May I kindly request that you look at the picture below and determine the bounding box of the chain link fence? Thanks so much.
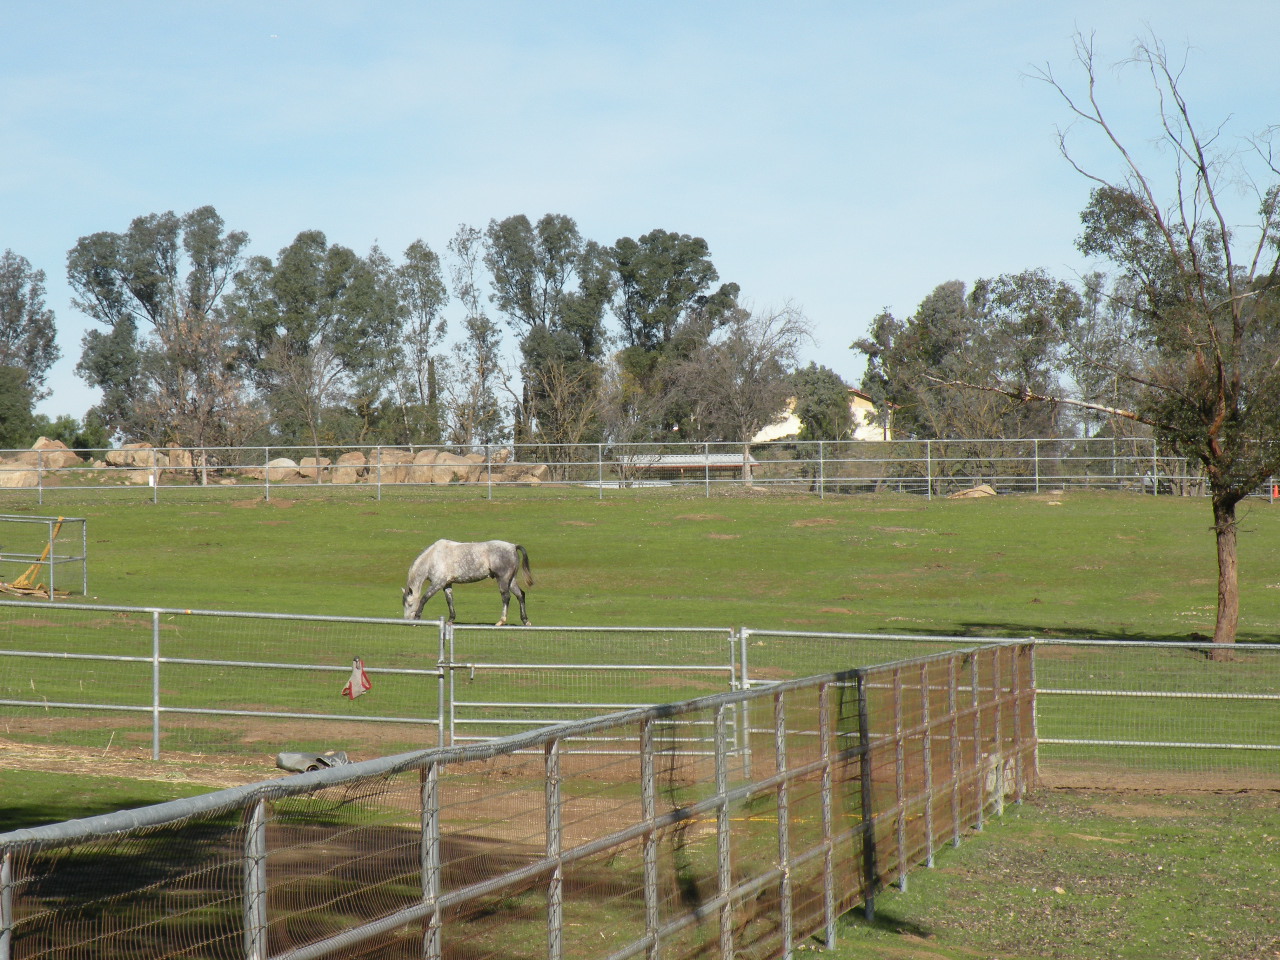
[0,643,1036,960]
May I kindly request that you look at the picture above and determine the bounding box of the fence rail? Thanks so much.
[0,438,1261,503]
[1,603,1277,786]
[0,643,1036,960]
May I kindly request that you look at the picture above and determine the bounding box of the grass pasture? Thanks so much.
[1,486,1279,958]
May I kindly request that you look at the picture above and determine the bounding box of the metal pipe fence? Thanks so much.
[1,603,1277,786]
[0,643,1036,960]
[0,438,1253,503]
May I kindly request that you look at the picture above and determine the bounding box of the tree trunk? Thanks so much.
[1211,492,1240,658]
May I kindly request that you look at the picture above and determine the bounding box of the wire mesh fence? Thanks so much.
[0,643,1036,960]
[0,437,1259,505]
[0,601,445,760]
[2,603,1277,788]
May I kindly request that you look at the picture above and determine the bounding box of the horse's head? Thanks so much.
[402,585,421,620]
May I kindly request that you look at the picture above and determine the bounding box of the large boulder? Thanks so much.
[266,457,301,482]
[332,451,368,484]
[947,483,997,499]
[298,456,331,480]
[0,467,39,488]
[495,462,549,484]
[406,448,440,484]
[369,447,415,484]
[105,443,166,469]
[165,445,194,472]
[431,451,483,484]
[14,437,84,469]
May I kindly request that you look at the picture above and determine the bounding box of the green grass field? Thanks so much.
[1,486,1277,958]
[6,485,1280,639]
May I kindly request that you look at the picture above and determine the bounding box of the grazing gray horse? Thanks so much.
[402,539,533,625]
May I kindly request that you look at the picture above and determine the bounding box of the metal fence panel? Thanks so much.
[0,644,1034,960]
[0,601,445,761]
[0,438,1253,504]
[446,625,740,746]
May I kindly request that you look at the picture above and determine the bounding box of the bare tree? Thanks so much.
[1017,33,1280,649]
[674,304,812,479]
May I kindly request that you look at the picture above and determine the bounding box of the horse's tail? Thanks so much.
[516,544,534,588]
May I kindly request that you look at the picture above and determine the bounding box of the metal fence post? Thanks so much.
[947,656,961,848]
[818,440,825,500]
[1,850,12,960]
[926,440,933,500]
[545,738,563,960]
[892,666,907,890]
[243,798,269,960]
[920,660,935,868]
[991,647,1004,817]
[738,628,753,780]
[715,704,734,960]
[151,610,162,761]
[855,670,877,922]
[421,762,442,960]
[818,681,837,949]
[773,689,794,958]
[641,717,660,960]
[971,653,983,832]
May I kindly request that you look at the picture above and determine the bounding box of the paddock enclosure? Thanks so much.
[1,600,1278,958]
[0,601,1276,786]
[0,639,1036,960]
[0,436,1268,503]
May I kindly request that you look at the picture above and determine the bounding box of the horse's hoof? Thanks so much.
[522,619,531,626]
[495,618,507,627]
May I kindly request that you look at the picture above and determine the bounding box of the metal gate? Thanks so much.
[444,624,745,754]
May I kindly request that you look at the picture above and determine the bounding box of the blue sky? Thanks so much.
[3,1,1276,420]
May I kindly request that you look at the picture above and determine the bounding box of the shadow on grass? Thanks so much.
[843,906,935,939]
[945,620,1280,645]
[0,796,174,832]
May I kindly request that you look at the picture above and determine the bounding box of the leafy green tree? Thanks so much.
[854,281,999,440]
[67,206,254,447]
[393,239,448,443]
[855,272,1081,442]
[1027,33,1280,647]
[226,231,406,445]
[610,230,739,439]
[0,250,60,400]
[791,363,852,441]
[444,225,506,447]
[0,366,35,448]
[483,214,613,449]
[29,411,110,451]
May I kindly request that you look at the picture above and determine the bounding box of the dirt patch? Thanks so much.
[791,517,838,527]
[559,520,596,526]
[673,514,729,522]
[819,607,854,615]
[707,533,740,540]
[0,738,275,790]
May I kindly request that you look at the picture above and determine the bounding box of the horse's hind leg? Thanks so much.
[443,585,458,624]
[512,581,530,626]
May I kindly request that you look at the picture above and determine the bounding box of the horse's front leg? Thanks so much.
[417,582,445,620]
[495,583,510,627]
